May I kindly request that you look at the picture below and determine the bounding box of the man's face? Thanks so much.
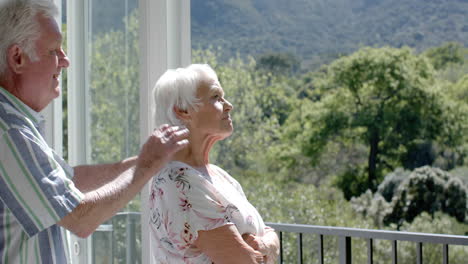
[19,14,69,112]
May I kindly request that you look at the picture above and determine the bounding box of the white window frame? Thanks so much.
[66,0,92,262]
[43,0,191,263]
[42,0,64,156]
[139,0,191,262]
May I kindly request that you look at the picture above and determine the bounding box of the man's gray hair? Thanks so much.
[153,64,219,127]
[0,0,58,75]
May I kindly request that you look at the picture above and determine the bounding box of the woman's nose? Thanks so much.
[224,99,233,111]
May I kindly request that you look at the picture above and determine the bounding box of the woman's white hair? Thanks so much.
[153,64,219,127]
[0,0,58,75]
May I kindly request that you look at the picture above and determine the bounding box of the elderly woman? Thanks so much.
[149,64,279,263]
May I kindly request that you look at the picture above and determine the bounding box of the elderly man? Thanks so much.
[0,0,189,263]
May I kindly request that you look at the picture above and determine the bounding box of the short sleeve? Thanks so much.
[149,165,233,255]
[211,165,247,198]
[0,128,84,237]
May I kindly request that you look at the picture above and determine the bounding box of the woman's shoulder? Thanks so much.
[208,164,229,175]
[209,164,242,186]
[156,161,195,180]
[153,161,211,188]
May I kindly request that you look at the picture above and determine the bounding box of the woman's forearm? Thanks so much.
[262,227,280,264]
[195,224,264,264]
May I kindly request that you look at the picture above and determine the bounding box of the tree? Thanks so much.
[299,47,449,192]
[452,74,468,102]
[424,42,464,70]
[386,166,467,226]
[89,10,140,164]
[351,166,467,227]
[255,52,301,76]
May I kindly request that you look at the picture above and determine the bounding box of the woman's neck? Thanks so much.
[172,132,219,167]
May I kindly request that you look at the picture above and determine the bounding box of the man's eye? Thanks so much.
[49,50,58,55]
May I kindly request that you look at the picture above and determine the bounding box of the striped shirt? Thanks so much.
[0,87,84,264]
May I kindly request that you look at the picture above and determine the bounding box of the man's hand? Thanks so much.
[137,124,189,175]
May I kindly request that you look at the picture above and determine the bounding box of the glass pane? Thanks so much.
[88,0,140,263]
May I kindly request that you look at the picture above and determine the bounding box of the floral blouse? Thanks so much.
[149,161,266,263]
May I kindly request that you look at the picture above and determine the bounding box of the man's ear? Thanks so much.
[7,44,26,74]
[173,106,191,122]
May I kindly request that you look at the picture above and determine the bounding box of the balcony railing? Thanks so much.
[92,213,468,264]
[266,222,468,264]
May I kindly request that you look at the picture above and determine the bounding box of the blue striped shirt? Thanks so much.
[0,87,84,264]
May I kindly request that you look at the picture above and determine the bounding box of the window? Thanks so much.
[62,0,142,263]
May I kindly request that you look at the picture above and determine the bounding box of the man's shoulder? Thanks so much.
[0,100,34,133]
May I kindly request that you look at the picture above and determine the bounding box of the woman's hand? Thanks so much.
[242,233,267,254]
[242,227,279,264]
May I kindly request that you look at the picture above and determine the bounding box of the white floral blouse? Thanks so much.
[149,161,266,263]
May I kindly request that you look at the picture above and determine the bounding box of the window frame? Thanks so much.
[139,1,191,262]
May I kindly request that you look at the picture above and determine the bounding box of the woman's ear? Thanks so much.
[7,44,26,74]
[174,106,191,122]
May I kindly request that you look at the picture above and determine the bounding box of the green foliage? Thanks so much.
[89,10,140,164]
[255,52,301,75]
[189,0,468,71]
[398,213,468,263]
[376,168,409,201]
[92,0,468,73]
[333,166,370,200]
[295,47,459,194]
[352,166,468,229]
[451,166,468,187]
[424,42,465,70]
[452,74,468,102]
[80,11,142,263]
[401,140,438,170]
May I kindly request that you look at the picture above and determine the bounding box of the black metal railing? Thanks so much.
[93,213,468,264]
[266,222,468,264]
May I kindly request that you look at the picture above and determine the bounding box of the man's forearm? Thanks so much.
[72,156,137,192]
[60,125,189,237]
[60,160,154,238]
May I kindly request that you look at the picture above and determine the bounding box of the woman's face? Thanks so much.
[187,77,233,140]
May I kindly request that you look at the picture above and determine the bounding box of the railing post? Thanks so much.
[279,231,283,264]
[126,214,137,264]
[443,244,449,264]
[297,233,303,264]
[318,234,324,264]
[416,243,423,264]
[392,240,398,264]
[367,239,373,264]
[339,236,352,264]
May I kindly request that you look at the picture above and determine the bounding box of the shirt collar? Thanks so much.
[0,86,44,126]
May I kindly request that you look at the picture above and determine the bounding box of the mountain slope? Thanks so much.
[191,0,468,69]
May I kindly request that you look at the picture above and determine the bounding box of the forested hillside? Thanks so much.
[88,0,468,70]
[192,0,468,69]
